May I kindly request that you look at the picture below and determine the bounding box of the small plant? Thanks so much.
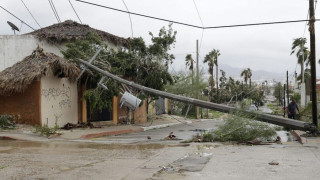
[0,115,15,130]
[34,124,57,137]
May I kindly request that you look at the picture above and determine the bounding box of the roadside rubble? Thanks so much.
[163,132,181,140]
[61,122,101,130]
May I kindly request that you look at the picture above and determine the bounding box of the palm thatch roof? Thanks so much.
[0,47,81,96]
[27,20,130,47]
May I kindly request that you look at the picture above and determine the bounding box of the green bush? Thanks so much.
[0,115,15,130]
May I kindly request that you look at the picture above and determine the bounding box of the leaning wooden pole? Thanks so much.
[309,0,318,128]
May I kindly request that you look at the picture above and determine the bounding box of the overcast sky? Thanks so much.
[1,0,320,81]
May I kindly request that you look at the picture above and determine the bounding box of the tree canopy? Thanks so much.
[61,25,177,112]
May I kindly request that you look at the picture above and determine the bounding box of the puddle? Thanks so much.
[0,140,166,154]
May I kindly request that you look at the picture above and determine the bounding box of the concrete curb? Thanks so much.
[81,120,193,139]
[0,135,18,140]
[81,128,143,139]
[141,121,192,131]
[292,130,307,144]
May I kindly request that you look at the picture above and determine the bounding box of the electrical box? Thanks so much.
[120,91,142,111]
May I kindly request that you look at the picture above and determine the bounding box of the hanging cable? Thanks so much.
[121,0,133,38]
[69,0,82,24]
[0,5,35,30]
[20,0,41,28]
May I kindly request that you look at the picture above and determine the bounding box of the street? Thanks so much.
[1,119,320,180]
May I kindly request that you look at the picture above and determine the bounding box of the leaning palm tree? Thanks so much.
[247,68,252,87]
[291,38,309,83]
[204,50,215,95]
[213,49,221,90]
[241,69,249,85]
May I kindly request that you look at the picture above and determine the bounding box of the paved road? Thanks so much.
[88,119,224,144]
[2,119,320,180]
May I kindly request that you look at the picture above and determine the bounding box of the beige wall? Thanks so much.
[41,76,78,127]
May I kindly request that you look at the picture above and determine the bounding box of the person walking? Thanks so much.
[287,99,300,119]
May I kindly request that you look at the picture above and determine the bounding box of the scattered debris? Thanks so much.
[168,144,190,147]
[275,136,282,144]
[61,122,101,130]
[163,132,181,140]
[193,134,203,142]
[190,129,206,132]
[268,161,279,165]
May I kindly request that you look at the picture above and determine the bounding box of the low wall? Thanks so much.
[0,81,41,125]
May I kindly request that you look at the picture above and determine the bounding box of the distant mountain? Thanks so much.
[211,64,285,81]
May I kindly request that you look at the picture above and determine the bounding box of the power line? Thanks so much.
[192,0,205,57]
[0,5,36,30]
[50,0,61,22]
[48,0,61,23]
[75,0,320,29]
[20,0,41,28]
[48,0,59,22]
[75,0,202,29]
[0,5,66,52]
[192,0,204,27]
[121,0,133,38]
[69,0,82,24]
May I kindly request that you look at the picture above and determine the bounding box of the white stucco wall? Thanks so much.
[0,35,64,71]
[0,35,119,71]
[41,76,78,128]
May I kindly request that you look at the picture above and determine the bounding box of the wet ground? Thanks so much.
[82,119,224,144]
[1,119,320,180]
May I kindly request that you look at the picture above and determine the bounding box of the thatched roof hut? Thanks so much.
[27,20,129,47]
[0,47,81,95]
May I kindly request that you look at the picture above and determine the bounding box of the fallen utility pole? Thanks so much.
[77,58,316,131]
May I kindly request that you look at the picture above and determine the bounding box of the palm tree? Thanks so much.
[291,38,309,83]
[185,54,194,71]
[241,69,249,85]
[204,50,215,94]
[185,54,194,85]
[247,68,252,87]
[213,49,221,90]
